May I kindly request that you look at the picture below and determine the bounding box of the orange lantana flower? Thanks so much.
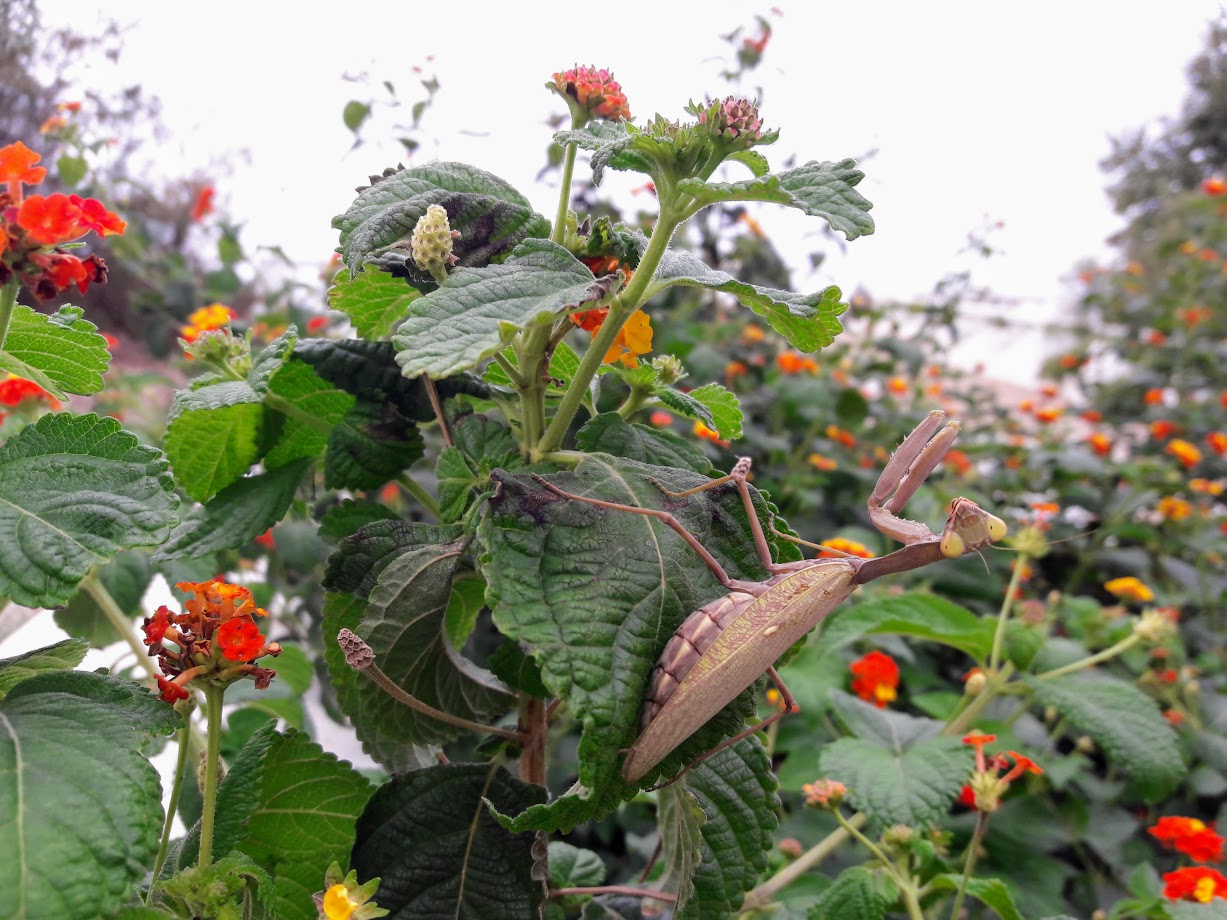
[0,140,47,197]
[1150,816,1225,862]
[776,351,818,374]
[1157,496,1193,522]
[1167,439,1202,469]
[1104,576,1155,603]
[849,650,898,708]
[1207,432,1227,456]
[818,537,874,559]
[180,303,233,343]
[1164,867,1227,903]
[1088,433,1112,457]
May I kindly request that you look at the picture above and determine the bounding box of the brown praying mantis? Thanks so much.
[532,410,1007,783]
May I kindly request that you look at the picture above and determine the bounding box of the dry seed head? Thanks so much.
[338,628,375,670]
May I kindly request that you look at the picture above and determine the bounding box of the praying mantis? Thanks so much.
[531,410,1008,783]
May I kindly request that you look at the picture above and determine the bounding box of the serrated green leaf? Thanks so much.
[325,520,463,598]
[548,841,607,889]
[575,414,712,474]
[0,672,180,920]
[186,723,373,920]
[807,867,890,920]
[55,550,153,646]
[394,240,619,378]
[437,447,479,523]
[0,638,88,698]
[318,498,399,542]
[686,383,742,440]
[153,458,312,562]
[677,159,874,240]
[1027,673,1185,801]
[0,304,111,398]
[333,161,549,275]
[674,739,779,919]
[819,690,970,827]
[645,246,848,351]
[327,267,421,340]
[929,874,1025,920]
[656,387,715,428]
[445,571,487,649]
[727,149,770,177]
[480,458,800,831]
[554,121,653,186]
[0,413,178,607]
[325,397,424,491]
[350,764,546,918]
[818,593,995,662]
[263,358,355,469]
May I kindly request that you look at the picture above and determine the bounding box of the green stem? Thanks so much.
[988,553,1028,672]
[1035,633,1141,681]
[942,664,1013,739]
[147,714,193,902]
[948,813,988,920]
[198,686,224,868]
[82,573,158,679]
[493,350,528,388]
[0,279,18,350]
[741,813,866,910]
[834,808,906,883]
[616,385,653,420]
[535,212,681,459]
[395,472,441,519]
[551,143,578,245]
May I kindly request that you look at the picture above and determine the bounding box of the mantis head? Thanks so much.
[939,497,1008,559]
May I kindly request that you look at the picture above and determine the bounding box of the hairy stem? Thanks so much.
[552,886,676,904]
[518,695,547,786]
[394,472,441,519]
[948,813,988,920]
[198,686,224,868]
[147,714,193,902]
[82,573,158,680]
[1035,632,1140,681]
[0,279,18,350]
[551,143,579,246]
[988,553,1028,672]
[741,813,865,910]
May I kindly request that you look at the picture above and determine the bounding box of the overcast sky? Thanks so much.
[35,1,1225,382]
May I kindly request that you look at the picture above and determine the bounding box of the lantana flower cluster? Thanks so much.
[849,649,899,708]
[548,66,631,125]
[142,578,281,703]
[959,731,1043,812]
[0,141,125,302]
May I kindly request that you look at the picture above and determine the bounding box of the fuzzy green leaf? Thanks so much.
[328,267,421,340]
[0,638,88,699]
[394,240,619,378]
[0,304,111,399]
[647,246,848,351]
[819,690,970,827]
[333,161,549,275]
[324,520,463,598]
[351,764,546,918]
[55,550,153,646]
[480,458,799,831]
[818,593,996,662]
[553,121,653,185]
[153,458,311,562]
[677,159,875,240]
[929,875,1025,920]
[0,413,178,607]
[324,397,424,490]
[263,358,354,469]
[548,841,606,889]
[1027,673,1185,801]
[685,383,743,441]
[318,498,399,542]
[807,867,890,920]
[575,414,712,474]
[0,671,180,920]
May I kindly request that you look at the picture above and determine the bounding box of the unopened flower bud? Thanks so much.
[549,66,631,125]
[882,824,914,849]
[338,629,375,670]
[1134,609,1177,644]
[802,778,847,809]
[1044,706,1058,723]
[1075,736,1095,754]
[651,354,685,385]
[777,837,804,859]
[411,205,460,284]
[964,669,988,697]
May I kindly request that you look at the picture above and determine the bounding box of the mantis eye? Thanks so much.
[986,513,1008,543]
[939,529,965,558]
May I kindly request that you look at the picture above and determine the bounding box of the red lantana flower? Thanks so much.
[1150,816,1225,863]
[0,141,47,195]
[17,193,124,245]
[849,650,899,707]
[156,676,190,703]
[216,617,266,662]
[0,374,59,409]
[142,606,175,648]
[1164,866,1227,903]
[191,185,215,222]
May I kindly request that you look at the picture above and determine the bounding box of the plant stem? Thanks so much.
[0,279,18,350]
[395,472,441,519]
[948,813,988,920]
[82,573,158,680]
[1035,632,1140,681]
[147,713,193,902]
[551,143,579,245]
[988,553,1028,672]
[535,213,680,459]
[741,812,866,910]
[493,350,528,388]
[552,886,675,904]
[943,664,1012,738]
[197,685,224,868]
[833,808,918,909]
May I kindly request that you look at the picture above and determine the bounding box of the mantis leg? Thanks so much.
[867,410,960,545]
[648,666,797,790]
[532,475,744,589]
[655,457,782,573]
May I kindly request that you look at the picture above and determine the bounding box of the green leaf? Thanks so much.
[0,305,111,399]
[548,841,606,889]
[646,246,848,351]
[445,571,487,649]
[55,153,88,187]
[1027,673,1185,801]
[0,671,180,920]
[193,723,373,920]
[553,121,654,185]
[673,739,778,919]
[0,413,178,607]
[818,593,996,662]
[343,99,371,132]
[333,161,549,274]
[56,550,153,646]
[677,159,875,240]
[325,397,424,491]
[153,458,312,562]
[480,458,799,831]
[686,383,743,441]
[318,498,399,542]
[164,330,296,502]
[0,638,88,698]
[394,240,619,378]
[351,764,546,918]
[263,358,354,470]
[807,867,890,920]
[818,690,970,827]
[324,523,513,767]
[575,414,712,474]
[328,267,421,340]
[159,852,275,920]
[1168,902,1227,919]
[727,149,770,177]
[929,875,1025,920]
[437,446,480,522]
